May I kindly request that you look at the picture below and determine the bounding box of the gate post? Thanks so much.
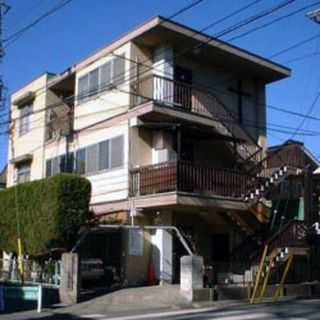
[180,255,204,302]
[59,253,80,305]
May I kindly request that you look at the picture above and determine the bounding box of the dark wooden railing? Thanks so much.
[131,74,262,164]
[130,160,254,198]
[267,220,308,252]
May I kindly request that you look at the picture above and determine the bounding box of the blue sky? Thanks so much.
[1,0,320,171]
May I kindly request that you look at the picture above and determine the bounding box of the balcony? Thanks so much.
[132,74,235,122]
[130,161,254,199]
[131,74,262,164]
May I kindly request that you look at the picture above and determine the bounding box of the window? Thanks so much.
[17,163,31,183]
[77,55,126,103]
[99,140,109,170]
[46,159,52,177]
[73,136,124,175]
[19,104,32,136]
[78,75,89,100]
[76,149,86,174]
[89,68,99,95]
[100,62,112,89]
[110,136,124,168]
[113,55,125,85]
[46,153,74,177]
[86,144,98,173]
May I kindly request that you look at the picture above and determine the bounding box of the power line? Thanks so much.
[4,0,73,48]
[213,0,296,39]
[267,104,320,121]
[7,0,296,118]
[196,0,264,33]
[167,0,207,19]
[284,51,320,64]
[4,0,210,105]
[227,1,320,43]
[108,0,295,95]
[2,85,320,139]
[3,1,307,143]
[269,33,320,59]
[290,90,320,139]
[4,0,275,128]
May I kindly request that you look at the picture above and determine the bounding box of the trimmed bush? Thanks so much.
[0,173,92,256]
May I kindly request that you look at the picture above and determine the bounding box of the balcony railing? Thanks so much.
[130,161,254,198]
[132,74,235,121]
[267,220,309,252]
[131,74,262,164]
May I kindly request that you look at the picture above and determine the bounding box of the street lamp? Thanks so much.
[306,8,320,24]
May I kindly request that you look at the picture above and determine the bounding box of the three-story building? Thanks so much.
[7,16,291,285]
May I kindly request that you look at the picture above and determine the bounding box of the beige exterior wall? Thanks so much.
[7,73,53,187]
[7,38,269,204]
[74,43,132,131]
[177,56,267,149]
[75,121,130,204]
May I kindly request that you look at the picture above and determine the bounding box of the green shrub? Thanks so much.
[0,173,92,256]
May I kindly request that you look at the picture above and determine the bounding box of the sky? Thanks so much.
[1,0,320,171]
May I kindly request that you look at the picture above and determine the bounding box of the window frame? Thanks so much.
[19,104,32,136]
[76,54,126,104]
[110,135,124,169]
[16,162,31,184]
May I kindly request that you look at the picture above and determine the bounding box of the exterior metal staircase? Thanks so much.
[133,74,264,169]
[249,220,309,303]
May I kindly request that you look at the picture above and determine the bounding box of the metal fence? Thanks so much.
[0,257,62,288]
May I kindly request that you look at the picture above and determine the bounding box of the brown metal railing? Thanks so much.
[130,160,253,198]
[131,74,263,164]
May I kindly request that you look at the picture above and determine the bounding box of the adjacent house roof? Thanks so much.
[268,140,320,171]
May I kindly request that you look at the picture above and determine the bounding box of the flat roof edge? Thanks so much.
[157,16,291,79]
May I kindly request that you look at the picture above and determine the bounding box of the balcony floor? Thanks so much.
[130,101,243,143]
[132,190,249,211]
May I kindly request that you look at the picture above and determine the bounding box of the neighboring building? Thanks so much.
[9,16,312,287]
[0,166,6,190]
[267,139,320,174]
[267,140,320,223]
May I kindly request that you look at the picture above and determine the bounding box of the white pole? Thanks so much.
[37,285,42,313]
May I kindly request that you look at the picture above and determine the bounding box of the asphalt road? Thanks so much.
[1,298,320,320]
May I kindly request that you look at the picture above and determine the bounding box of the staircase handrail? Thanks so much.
[266,219,308,252]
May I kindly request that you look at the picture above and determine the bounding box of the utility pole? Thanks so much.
[306,8,320,24]
[304,10,320,282]
[1,1,24,277]
[0,0,10,112]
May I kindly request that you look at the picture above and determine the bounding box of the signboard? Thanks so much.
[0,285,42,313]
[128,229,143,256]
[0,285,4,312]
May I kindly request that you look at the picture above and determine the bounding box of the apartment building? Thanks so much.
[8,16,302,286]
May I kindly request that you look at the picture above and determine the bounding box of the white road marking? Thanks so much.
[90,308,273,320]
[89,307,223,320]
[82,314,105,319]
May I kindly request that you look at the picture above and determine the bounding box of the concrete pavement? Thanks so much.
[1,298,320,320]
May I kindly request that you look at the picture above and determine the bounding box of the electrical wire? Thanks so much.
[270,33,320,59]
[4,0,74,48]
[227,1,320,43]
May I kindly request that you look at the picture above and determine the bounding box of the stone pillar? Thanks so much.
[180,255,204,302]
[59,253,80,305]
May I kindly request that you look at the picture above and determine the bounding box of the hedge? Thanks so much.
[0,173,92,256]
